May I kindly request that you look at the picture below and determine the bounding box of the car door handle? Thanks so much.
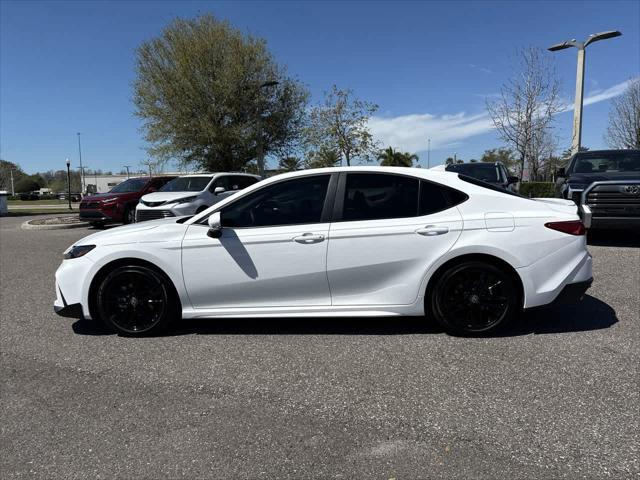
[416,225,449,236]
[293,233,325,244]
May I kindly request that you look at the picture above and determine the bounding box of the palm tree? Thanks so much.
[306,147,341,168]
[279,156,303,172]
[378,147,418,167]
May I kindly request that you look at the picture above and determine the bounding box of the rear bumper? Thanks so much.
[549,278,593,306]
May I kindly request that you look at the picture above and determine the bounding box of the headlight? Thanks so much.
[101,197,118,205]
[175,196,197,204]
[63,245,96,260]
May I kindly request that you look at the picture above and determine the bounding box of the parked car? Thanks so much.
[58,192,82,202]
[555,149,640,230]
[445,162,519,191]
[136,173,260,222]
[19,191,41,200]
[79,176,176,227]
[55,167,592,337]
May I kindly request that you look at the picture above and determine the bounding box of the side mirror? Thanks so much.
[507,176,519,185]
[207,211,223,239]
[214,186,226,195]
[556,167,566,177]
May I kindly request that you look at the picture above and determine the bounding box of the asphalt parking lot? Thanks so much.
[1,215,638,479]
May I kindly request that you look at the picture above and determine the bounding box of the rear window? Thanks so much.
[446,163,500,182]
[458,174,528,198]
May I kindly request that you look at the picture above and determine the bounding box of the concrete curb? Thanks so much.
[21,217,90,230]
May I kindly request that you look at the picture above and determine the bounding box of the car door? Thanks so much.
[327,172,465,306]
[181,174,336,309]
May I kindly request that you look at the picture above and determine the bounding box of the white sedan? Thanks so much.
[54,167,593,336]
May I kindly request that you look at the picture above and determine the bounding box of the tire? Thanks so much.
[123,207,135,224]
[95,265,177,336]
[429,260,518,335]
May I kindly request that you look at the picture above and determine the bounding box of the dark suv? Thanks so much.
[445,162,519,192]
[79,176,176,227]
[555,150,640,230]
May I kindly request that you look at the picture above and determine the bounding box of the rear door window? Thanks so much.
[342,173,419,221]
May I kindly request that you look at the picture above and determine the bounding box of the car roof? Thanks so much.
[575,149,640,156]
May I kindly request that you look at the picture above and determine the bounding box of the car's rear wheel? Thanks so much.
[96,265,176,336]
[429,261,518,335]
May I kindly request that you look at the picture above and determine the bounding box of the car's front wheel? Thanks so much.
[429,260,518,335]
[123,207,135,224]
[96,265,177,336]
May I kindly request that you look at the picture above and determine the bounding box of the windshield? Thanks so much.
[446,163,500,182]
[160,176,212,192]
[109,178,148,193]
[570,151,640,174]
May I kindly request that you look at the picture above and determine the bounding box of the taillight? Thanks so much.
[544,220,586,236]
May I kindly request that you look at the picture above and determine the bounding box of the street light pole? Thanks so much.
[10,168,15,196]
[548,30,621,155]
[124,165,131,179]
[427,138,431,168]
[65,158,72,210]
[77,132,85,193]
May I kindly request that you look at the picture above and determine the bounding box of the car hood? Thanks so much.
[77,217,181,246]
[568,172,640,184]
[141,191,201,203]
[81,192,125,202]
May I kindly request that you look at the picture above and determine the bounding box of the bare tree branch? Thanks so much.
[605,78,640,149]
[487,47,562,179]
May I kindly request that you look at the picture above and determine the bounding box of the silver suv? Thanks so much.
[136,173,261,222]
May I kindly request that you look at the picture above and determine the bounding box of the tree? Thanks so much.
[605,78,640,149]
[480,148,517,171]
[278,156,303,172]
[133,14,309,172]
[15,175,45,193]
[305,86,379,166]
[0,160,26,193]
[305,146,341,169]
[486,47,562,179]
[377,147,418,167]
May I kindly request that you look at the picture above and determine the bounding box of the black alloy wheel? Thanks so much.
[96,266,174,335]
[431,261,517,335]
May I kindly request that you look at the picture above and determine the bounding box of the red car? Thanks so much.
[79,176,176,227]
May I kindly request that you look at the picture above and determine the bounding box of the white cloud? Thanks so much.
[370,78,636,153]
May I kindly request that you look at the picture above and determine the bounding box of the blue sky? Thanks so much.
[1,0,639,174]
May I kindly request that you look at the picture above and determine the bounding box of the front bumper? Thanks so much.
[136,202,197,222]
[54,256,95,320]
[79,209,114,222]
